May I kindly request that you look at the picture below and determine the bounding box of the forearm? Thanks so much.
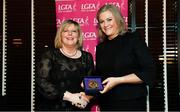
[117,73,143,85]
[100,73,144,94]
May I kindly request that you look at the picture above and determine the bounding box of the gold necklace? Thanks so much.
[60,48,78,57]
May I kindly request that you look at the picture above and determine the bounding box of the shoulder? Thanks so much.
[96,40,107,50]
[41,47,58,58]
[127,31,148,49]
[81,50,93,57]
[81,50,94,62]
[124,31,145,43]
[122,31,140,39]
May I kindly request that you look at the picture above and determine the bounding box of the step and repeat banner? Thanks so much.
[55,0,128,61]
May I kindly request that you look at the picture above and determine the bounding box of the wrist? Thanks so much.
[80,92,91,102]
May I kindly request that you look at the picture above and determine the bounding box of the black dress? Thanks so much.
[96,31,156,111]
[35,48,94,111]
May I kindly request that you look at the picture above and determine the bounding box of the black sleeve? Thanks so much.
[132,32,156,87]
[36,49,65,100]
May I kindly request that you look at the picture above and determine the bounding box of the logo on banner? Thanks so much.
[56,18,66,26]
[105,2,125,12]
[93,18,98,26]
[71,17,89,26]
[57,3,76,12]
[80,2,100,12]
[56,17,89,26]
[83,32,97,39]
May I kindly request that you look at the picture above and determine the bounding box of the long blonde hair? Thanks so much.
[54,20,83,49]
[96,4,127,41]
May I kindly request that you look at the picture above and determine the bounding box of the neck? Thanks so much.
[108,32,119,40]
[60,47,78,58]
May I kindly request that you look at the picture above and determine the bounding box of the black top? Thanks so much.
[96,31,156,101]
[36,48,94,111]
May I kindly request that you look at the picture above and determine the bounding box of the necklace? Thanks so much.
[60,48,78,57]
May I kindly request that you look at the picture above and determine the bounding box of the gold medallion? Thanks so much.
[88,80,98,89]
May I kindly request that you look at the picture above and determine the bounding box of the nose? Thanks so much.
[104,21,109,27]
[68,30,72,35]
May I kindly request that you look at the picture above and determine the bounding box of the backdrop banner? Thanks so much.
[55,0,128,62]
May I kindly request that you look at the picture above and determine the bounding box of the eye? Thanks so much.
[99,20,104,24]
[63,30,68,32]
[107,18,112,22]
[72,30,77,33]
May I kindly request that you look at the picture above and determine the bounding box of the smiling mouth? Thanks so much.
[104,27,112,31]
[105,28,112,32]
[66,37,74,40]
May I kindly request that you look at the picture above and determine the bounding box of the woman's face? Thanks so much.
[99,10,119,40]
[61,24,79,48]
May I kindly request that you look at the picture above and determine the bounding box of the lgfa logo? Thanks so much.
[58,3,76,12]
[70,17,89,26]
[56,18,66,26]
[83,32,97,39]
[105,2,121,9]
[81,2,100,12]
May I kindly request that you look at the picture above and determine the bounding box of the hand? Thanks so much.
[100,77,120,94]
[63,91,89,109]
[80,92,93,101]
[71,93,89,109]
